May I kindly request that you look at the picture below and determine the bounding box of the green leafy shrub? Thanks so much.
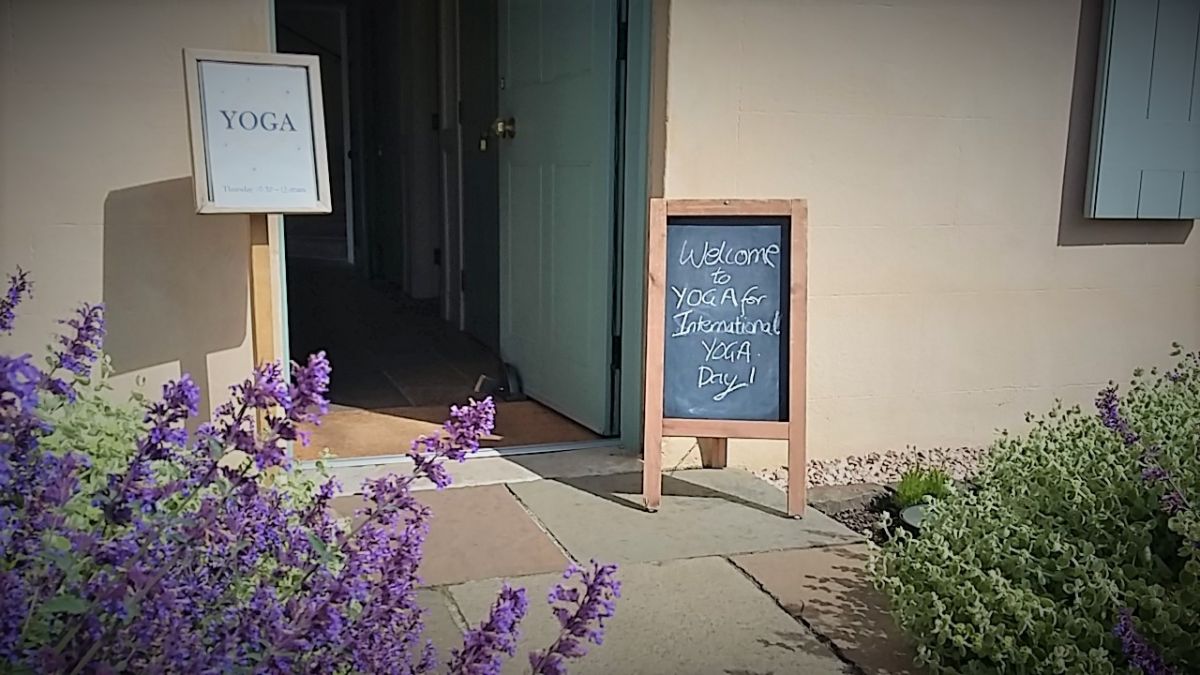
[869,348,1200,674]
[893,466,952,509]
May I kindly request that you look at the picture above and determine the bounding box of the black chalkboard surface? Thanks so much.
[662,217,789,421]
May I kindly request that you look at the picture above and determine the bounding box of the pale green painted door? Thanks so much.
[497,0,618,435]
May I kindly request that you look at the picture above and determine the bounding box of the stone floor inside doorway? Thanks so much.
[331,467,920,674]
[285,258,600,460]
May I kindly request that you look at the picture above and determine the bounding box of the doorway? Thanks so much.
[276,0,636,462]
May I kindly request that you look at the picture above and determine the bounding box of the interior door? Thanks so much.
[438,0,463,326]
[497,0,619,434]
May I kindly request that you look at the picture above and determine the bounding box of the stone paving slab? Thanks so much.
[507,469,861,564]
[416,588,467,660]
[732,545,920,675]
[333,484,569,586]
[449,557,853,675]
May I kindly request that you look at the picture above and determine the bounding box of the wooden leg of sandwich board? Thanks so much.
[643,198,668,512]
[787,198,809,517]
[642,420,663,512]
[698,437,728,468]
[787,426,806,517]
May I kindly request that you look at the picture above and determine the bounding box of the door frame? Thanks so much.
[274,0,655,463]
[616,0,653,455]
[438,0,465,329]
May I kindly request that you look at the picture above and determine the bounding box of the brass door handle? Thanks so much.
[492,117,516,139]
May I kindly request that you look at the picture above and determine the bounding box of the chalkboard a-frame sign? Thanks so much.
[642,199,808,517]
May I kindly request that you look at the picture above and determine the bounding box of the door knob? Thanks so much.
[492,117,516,139]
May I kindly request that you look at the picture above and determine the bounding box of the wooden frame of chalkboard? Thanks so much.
[642,199,808,517]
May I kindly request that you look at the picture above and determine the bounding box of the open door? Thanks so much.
[496,0,619,435]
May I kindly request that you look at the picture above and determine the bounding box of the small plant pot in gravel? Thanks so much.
[899,503,928,533]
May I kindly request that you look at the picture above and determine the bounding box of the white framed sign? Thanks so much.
[183,48,332,214]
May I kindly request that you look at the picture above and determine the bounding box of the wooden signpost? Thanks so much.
[642,199,808,516]
[182,48,331,367]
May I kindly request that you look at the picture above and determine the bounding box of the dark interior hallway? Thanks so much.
[288,259,498,409]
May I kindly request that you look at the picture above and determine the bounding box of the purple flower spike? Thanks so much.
[1161,491,1187,515]
[1,354,44,414]
[1113,609,1175,675]
[245,361,290,411]
[1133,447,1192,517]
[52,303,105,377]
[163,374,201,417]
[405,398,497,490]
[136,375,200,461]
[442,397,498,462]
[529,560,621,675]
[1095,385,1138,446]
[290,350,331,426]
[1141,466,1169,483]
[449,585,529,675]
[0,268,32,334]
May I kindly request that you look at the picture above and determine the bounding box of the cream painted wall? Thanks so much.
[0,0,272,419]
[660,0,1200,464]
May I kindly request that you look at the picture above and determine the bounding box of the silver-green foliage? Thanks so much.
[36,356,146,529]
[870,350,1200,674]
[35,356,334,533]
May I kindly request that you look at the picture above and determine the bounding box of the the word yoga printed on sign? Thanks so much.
[643,199,808,517]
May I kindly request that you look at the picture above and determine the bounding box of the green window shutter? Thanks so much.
[1086,0,1200,219]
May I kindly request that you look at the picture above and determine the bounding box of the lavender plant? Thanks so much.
[870,348,1199,674]
[0,270,619,674]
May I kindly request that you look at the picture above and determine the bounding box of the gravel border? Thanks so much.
[755,445,990,489]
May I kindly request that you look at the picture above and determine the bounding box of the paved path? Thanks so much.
[334,468,919,674]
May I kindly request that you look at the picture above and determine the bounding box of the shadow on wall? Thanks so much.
[1057,0,1192,246]
[102,177,249,421]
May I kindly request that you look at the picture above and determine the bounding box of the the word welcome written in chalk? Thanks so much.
[663,222,787,421]
[678,240,782,268]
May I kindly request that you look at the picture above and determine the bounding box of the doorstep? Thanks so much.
[303,444,641,496]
